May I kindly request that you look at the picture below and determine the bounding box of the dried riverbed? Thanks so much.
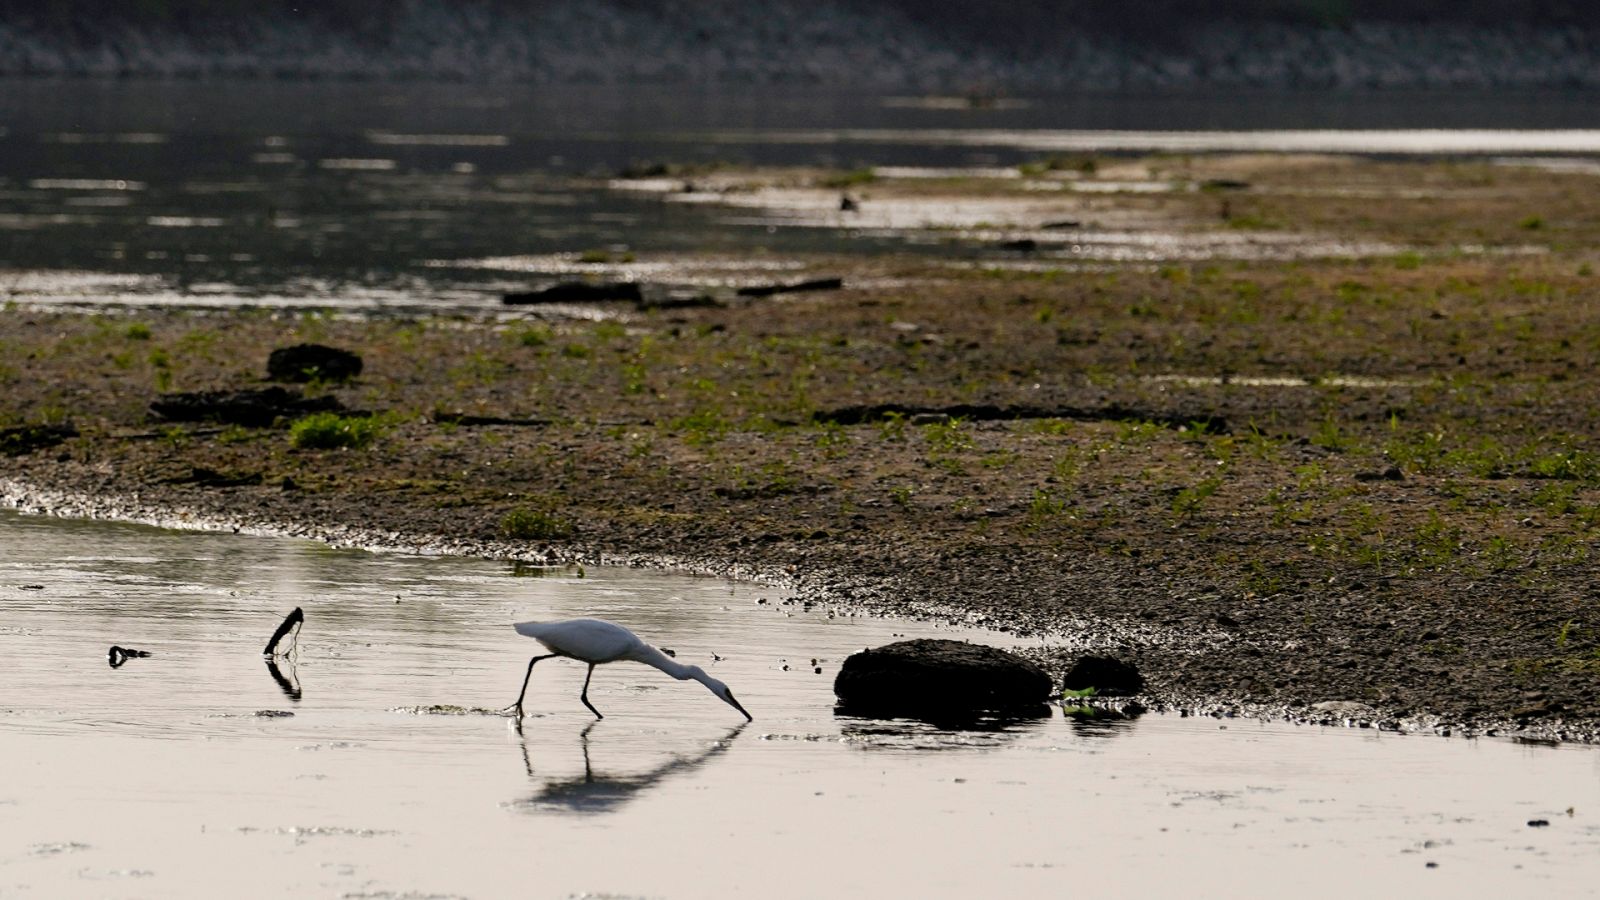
[6,152,1600,740]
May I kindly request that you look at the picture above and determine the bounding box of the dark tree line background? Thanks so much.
[6,0,1599,41]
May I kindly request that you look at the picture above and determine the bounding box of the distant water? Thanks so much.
[2,81,1597,313]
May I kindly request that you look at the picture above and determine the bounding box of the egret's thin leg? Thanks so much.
[579,663,603,719]
[512,653,558,716]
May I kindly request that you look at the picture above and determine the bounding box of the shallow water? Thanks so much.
[1,509,1598,898]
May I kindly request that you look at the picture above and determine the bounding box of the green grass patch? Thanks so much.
[500,504,576,540]
[289,412,388,450]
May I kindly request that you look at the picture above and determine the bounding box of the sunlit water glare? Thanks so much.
[1,509,1598,898]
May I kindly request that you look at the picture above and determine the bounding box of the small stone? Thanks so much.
[267,344,363,383]
[1061,656,1145,697]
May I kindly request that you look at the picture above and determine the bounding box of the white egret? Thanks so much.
[509,617,752,721]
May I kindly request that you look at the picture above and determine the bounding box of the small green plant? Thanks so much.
[125,322,152,340]
[922,417,972,453]
[821,167,876,188]
[289,412,387,450]
[147,347,172,389]
[1556,619,1578,649]
[500,504,575,540]
[1025,488,1074,530]
[889,485,914,508]
[1392,251,1423,270]
[516,326,552,347]
[1518,214,1544,230]
[673,408,730,445]
[1062,686,1098,700]
[621,362,648,395]
[217,425,255,444]
[1171,474,1224,519]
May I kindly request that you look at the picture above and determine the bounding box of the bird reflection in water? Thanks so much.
[264,657,302,701]
[512,720,747,815]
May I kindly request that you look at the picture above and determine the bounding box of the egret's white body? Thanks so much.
[510,617,752,721]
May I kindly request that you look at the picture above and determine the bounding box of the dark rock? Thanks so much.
[0,423,77,457]
[149,387,343,428]
[503,281,643,305]
[1041,219,1081,229]
[833,638,1052,719]
[1061,655,1146,697]
[839,194,860,212]
[812,402,1227,434]
[736,277,844,298]
[266,344,363,383]
[1202,178,1251,191]
[998,238,1038,252]
[1355,466,1405,482]
[618,162,671,178]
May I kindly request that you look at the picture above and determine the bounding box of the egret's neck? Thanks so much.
[633,644,696,681]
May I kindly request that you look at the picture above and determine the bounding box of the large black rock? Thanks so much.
[149,387,344,427]
[267,344,363,383]
[834,638,1052,720]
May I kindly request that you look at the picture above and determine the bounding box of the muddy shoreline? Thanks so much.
[7,154,1600,742]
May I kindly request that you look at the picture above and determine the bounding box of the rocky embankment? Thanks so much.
[0,2,1595,90]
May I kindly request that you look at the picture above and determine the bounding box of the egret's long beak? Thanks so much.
[725,691,753,722]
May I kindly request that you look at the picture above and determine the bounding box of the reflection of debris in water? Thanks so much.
[265,657,302,701]
[834,713,1049,751]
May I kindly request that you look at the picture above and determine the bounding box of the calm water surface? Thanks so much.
[0,508,1598,898]
[2,82,1598,312]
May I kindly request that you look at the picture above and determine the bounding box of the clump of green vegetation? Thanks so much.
[1171,473,1224,519]
[922,417,972,453]
[515,325,552,347]
[1519,215,1545,230]
[673,407,730,445]
[147,347,172,391]
[500,504,576,541]
[289,412,387,450]
[821,167,876,188]
[1026,488,1072,526]
[124,322,152,340]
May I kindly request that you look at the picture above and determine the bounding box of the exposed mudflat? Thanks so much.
[7,132,1600,741]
